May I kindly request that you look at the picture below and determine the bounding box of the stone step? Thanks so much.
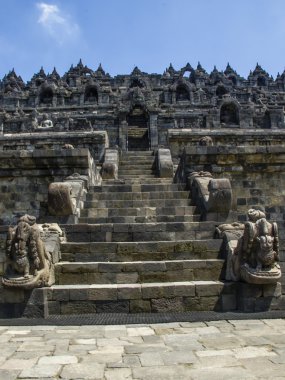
[83,198,191,209]
[55,259,225,285]
[118,169,156,175]
[119,163,155,169]
[60,239,222,262]
[118,175,158,180]
[81,205,196,218]
[102,178,174,185]
[123,151,154,156]
[86,191,190,201]
[46,280,236,314]
[78,215,200,224]
[119,160,155,166]
[63,221,214,242]
[64,231,214,243]
[90,183,185,193]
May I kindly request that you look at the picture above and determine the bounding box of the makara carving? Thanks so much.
[226,209,281,284]
[2,215,52,289]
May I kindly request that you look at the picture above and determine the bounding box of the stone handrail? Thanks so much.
[101,148,119,180]
[156,148,174,178]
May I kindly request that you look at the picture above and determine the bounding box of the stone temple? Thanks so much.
[0,61,284,317]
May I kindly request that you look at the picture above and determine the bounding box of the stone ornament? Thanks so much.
[3,215,52,289]
[189,171,232,220]
[229,209,281,284]
[48,183,74,216]
[198,136,213,146]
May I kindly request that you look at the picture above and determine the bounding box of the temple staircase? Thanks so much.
[48,151,235,315]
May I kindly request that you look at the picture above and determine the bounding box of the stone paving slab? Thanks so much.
[0,319,284,379]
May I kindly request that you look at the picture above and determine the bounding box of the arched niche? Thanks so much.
[176,85,190,102]
[257,76,266,87]
[84,86,98,103]
[36,79,43,87]
[216,85,228,98]
[126,106,149,150]
[263,111,271,129]
[39,87,53,105]
[228,76,237,86]
[126,106,148,127]
[220,102,239,125]
[130,78,144,88]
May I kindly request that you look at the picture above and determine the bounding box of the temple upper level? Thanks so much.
[1,61,285,150]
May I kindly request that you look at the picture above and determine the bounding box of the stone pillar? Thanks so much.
[119,120,127,151]
[270,109,285,129]
[240,108,254,129]
[149,113,158,149]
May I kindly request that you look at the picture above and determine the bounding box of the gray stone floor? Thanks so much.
[0,319,284,379]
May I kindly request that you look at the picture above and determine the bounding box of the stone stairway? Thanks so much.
[47,151,235,315]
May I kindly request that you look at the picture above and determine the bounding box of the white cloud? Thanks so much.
[36,2,80,44]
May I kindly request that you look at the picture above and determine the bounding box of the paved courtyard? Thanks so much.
[0,319,284,379]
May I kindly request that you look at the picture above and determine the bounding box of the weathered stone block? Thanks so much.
[195,281,223,297]
[69,288,88,301]
[52,288,70,301]
[95,300,129,313]
[199,296,221,311]
[151,297,184,312]
[141,284,165,299]
[220,294,237,311]
[130,299,151,313]
[88,285,118,301]
[48,182,74,216]
[263,282,282,297]
[238,283,263,298]
[117,284,142,300]
[47,300,60,315]
[60,301,97,315]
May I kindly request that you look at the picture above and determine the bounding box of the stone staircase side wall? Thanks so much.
[0,148,98,225]
[168,129,285,158]
[177,145,285,294]
[156,148,174,178]
[0,130,108,162]
[101,148,119,180]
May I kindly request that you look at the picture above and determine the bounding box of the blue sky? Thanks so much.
[0,0,285,81]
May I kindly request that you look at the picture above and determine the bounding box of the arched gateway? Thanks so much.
[126,106,150,150]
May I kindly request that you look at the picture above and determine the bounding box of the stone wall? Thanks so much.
[0,148,99,225]
[176,144,285,293]
[168,129,285,159]
[0,147,101,313]
[0,130,108,162]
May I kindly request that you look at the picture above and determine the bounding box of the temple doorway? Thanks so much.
[126,106,149,150]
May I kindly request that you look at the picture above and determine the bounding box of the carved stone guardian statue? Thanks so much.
[2,215,52,289]
[231,209,281,284]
